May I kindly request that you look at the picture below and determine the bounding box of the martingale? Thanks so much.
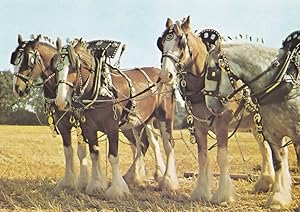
[87,39,121,59]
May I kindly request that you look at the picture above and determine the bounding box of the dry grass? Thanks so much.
[0,125,299,211]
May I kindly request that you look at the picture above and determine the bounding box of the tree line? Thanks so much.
[0,70,187,128]
[0,70,46,125]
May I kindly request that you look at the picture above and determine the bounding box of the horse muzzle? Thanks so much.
[55,98,70,111]
[14,84,29,98]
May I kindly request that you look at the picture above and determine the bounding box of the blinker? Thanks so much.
[10,51,22,65]
[157,37,163,52]
[207,67,221,81]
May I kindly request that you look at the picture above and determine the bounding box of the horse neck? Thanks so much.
[185,32,208,77]
[36,42,56,69]
[223,43,279,93]
[36,43,57,98]
[182,32,207,92]
[74,49,96,99]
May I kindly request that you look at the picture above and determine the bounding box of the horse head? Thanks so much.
[53,38,94,111]
[11,34,57,97]
[157,16,208,86]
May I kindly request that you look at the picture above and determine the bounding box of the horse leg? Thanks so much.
[158,120,179,191]
[190,121,212,201]
[76,142,89,192]
[84,130,108,195]
[55,130,77,190]
[145,122,166,182]
[123,128,146,186]
[265,137,292,209]
[211,115,235,204]
[105,125,130,199]
[251,128,274,192]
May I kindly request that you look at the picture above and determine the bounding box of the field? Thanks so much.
[0,125,299,211]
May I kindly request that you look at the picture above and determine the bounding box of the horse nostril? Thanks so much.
[18,90,24,97]
[168,73,173,80]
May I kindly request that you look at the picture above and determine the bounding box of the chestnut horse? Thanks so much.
[53,39,177,199]
[157,17,278,204]
[204,30,300,209]
[11,35,168,195]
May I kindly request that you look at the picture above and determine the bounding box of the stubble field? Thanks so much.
[0,125,299,211]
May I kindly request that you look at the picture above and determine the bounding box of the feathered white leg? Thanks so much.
[77,143,89,191]
[105,155,131,199]
[211,147,235,204]
[265,145,291,209]
[85,147,108,194]
[56,146,77,190]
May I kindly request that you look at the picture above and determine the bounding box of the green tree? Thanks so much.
[0,70,46,125]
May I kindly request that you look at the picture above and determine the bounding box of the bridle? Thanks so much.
[159,27,197,90]
[12,43,50,88]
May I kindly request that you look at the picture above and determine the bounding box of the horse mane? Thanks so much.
[221,34,265,45]
[30,34,56,47]
[74,39,92,56]
[72,39,94,69]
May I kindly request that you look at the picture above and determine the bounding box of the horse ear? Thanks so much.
[74,38,83,51]
[18,34,23,45]
[181,16,191,32]
[166,18,173,29]
[32,34,41,47]
[174,24,180,35]
[56,37,62,51]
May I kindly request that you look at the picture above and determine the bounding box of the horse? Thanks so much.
[204,30,300,209]
[11,34,92,192]
[157,16,279,204]
[11,35,168,195]
[52,38,178,199]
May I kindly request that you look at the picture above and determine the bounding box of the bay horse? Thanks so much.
[11,34,92,192]
[157,16,278,204]
[52,39,177,199]
[11,35,168,195]
[204,30,300,209]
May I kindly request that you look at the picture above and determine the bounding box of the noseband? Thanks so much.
[161,51,184,71]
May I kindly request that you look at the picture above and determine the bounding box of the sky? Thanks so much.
[0,0,299,71]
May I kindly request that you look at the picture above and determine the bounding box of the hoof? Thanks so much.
[265,191,291,209]
[85,178,108,195]
[158,175,179,191]
[55,175,77,191]
[252,175,274,193]
[104,184,131,200]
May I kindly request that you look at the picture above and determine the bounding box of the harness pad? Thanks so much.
[87,40,121,59]
[198,29,221,51]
